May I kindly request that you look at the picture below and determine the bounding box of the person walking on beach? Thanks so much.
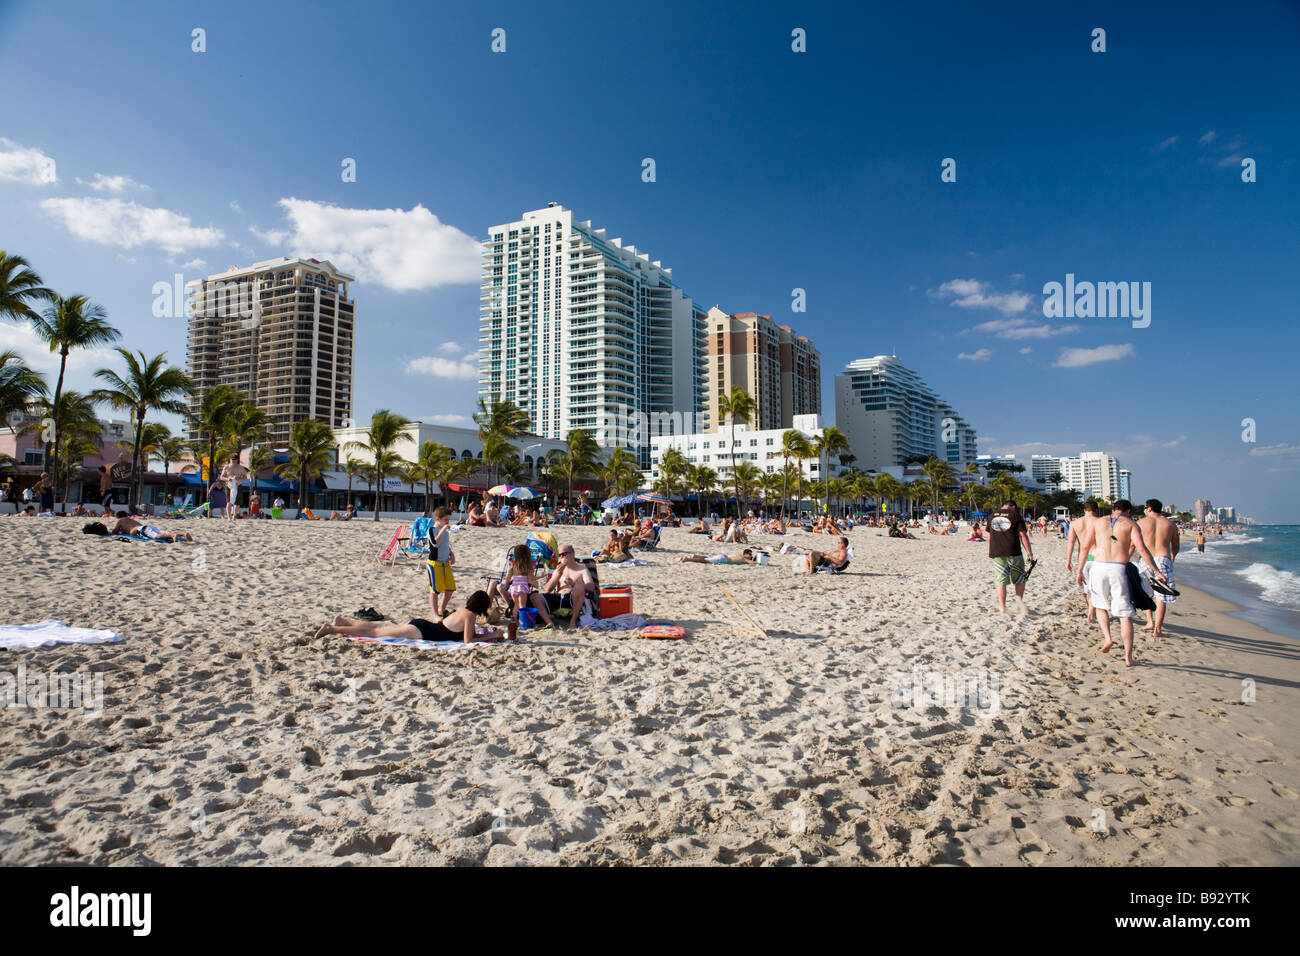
[1068,499,1104,623]
[98,465,115,512]
[219,455,250,519]
[426,507,456,618]
[1196,530,1206,554]
[1075,500,1168,667]
[1137,498,1179,640]
[37,473,54,513]
[988,500,1033,614]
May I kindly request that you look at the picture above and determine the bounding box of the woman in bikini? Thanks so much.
[313,590,510,644]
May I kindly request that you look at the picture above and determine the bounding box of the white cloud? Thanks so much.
[404,355,478,380]
[1249,442,1300,458]
[266,198,481,292]
[0,321,118,386]
[970,317,1080,339]
[1152,135,1180,152]
[1216,154,1244,168]
[929,278,1033,317]
[438,341,463,354]
[249,225,288,245]
[229,200,243,213]
[1009,273,1025,282]
[181,257,207,270]
[75,173,149,193]
[957,349,991,361]
[1018,347,1032,355]
[39,197,225,254]
[427,413,474,427]
[0,137,57,185]
[115,254,137,265]
[1198,130,1216,145]
[1053,343,1135,368]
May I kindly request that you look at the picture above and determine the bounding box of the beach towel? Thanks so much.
[600,558,648,568]
[0,620,123,650]
[578,612,647,630]
[346,635,515,651]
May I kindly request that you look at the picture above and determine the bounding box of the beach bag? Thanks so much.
[82,522,108,535]
[1125,563,1157,612]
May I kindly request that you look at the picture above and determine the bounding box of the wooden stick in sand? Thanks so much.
[718,585,767,638]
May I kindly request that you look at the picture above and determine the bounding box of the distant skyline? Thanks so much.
[1,1,1297,520]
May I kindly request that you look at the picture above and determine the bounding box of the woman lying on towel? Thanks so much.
[314,590,509,644]
[675,549,756,565]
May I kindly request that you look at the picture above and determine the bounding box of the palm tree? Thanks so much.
[224,402,274,463]
[411,440,454,515]
[190,385,242,497]
[92,350,191,510]
[658,447,689,504]
[689,464,719,517]
[851,472,877,516]
[0,252,54,324]
[717,386,757,516]
[342,455,367,509]
[153,434,189,505]
[989,471,1023,505]
[551,428,601,507]
[780,430,815,520]
[345,409,412,521]
[813,426,850,514]
[923,456,957,517]
[276,419,335,509]
[29,295,120,495]
[600,447,641,498]
[246,446,274,502]
[732,461,762,514]
[473,398,531,486]
[21,391,99,502]
[480,431,520,488]
[759,470,785,513]
[0,350,46,430]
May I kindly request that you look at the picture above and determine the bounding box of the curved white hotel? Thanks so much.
[478,204,708,465]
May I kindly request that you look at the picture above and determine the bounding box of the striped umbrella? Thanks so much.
[636,492,672,505]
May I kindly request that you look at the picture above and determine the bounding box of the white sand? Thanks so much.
[1,517,1296,865]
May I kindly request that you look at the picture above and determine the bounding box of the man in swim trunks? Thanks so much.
[803,537,849,574]
[1067,499,1103,623]
[219,456,250,520]
[676,550,757,564]
[1137,498,1179,640]
[987,500,1033,614]
[109,513,193,542]
[98,465,115,512]
[1196,531,1205,554]
[314,590,507,644]
[1075,499,1168,667]
[543,545,595,629]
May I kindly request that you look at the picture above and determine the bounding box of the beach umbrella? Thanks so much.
[636,492,671,505]
[972,511,988,517]
[503,486,539,500]
[487,484,516,496]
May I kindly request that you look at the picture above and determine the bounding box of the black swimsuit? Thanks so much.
[409,618,457,642]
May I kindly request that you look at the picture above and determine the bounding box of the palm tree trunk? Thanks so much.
[46,350,69,502]
[130,417,144,512]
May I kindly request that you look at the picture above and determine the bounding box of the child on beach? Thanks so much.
[426,507,456,618]
[506,543,554,626]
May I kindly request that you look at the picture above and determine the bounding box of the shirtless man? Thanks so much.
[1196,530,1206,554]
[543,545,594,629]
[1067,500,1103,623]
[1075,499,1167,667]
[1137,498,1179,640]
[803,536,849,574]
[97,465,115,512]
[109,513,194,542]
[219,455,250,520]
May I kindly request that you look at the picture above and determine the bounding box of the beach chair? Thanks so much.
[182,500,209,518]
[375,524,408,567]
[815,545,854,575]
[634,524,662,551]
[395,516,434,563]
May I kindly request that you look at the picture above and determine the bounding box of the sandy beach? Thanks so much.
[1,517,1296,866]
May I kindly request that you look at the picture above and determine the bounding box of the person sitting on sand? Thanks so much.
[688,517,711,535]
[968,525,984,542]
[109,513,194,542]
[315,590,508,645]
[484,501,502,527]
[802,537,849,573]
[328,504,356,520]
[70,502,87,517]
[631,519,656,547]
[676,549,757,565]
[888,520,915,539]
[465,502,485,526]
[506,543,554,627]
[543,544,595,629]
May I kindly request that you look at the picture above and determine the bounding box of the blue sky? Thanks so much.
[2,0,1298,519]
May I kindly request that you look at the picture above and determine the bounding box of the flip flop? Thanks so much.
[1150,579,1180,597]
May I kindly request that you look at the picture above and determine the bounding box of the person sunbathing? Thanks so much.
[110,514,194,542]
[631,520,656,547]
[676,549,756,565]
[315,590,508,644]
[329,504,356,520]
[688,517,711,534]
[803,537,849,573]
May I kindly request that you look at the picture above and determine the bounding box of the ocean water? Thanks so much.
[1175,526,1300,639]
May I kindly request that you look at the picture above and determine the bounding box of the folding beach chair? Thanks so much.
[395,516,434,563]
[375,524,408,567]
[814,545,854,575]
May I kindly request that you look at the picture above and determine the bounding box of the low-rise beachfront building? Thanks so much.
[645,413,842,486]
[834,355,977,471]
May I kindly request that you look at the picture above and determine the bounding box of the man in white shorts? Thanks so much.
[1075,499,1168,667]
[1067,499,1103,623]
[1137,497,1179,640]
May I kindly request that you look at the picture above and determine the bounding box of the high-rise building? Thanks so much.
[186,257,355,445]
[1118,468,1132,501]
[702,307,820,433]
[478,204,707,465]
[1031,455,1062,490]
[1196,499,1213,524]
[1057,452,1123,501]
[834,356,977,470]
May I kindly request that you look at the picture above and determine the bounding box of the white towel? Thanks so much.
[0,620,123,650]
